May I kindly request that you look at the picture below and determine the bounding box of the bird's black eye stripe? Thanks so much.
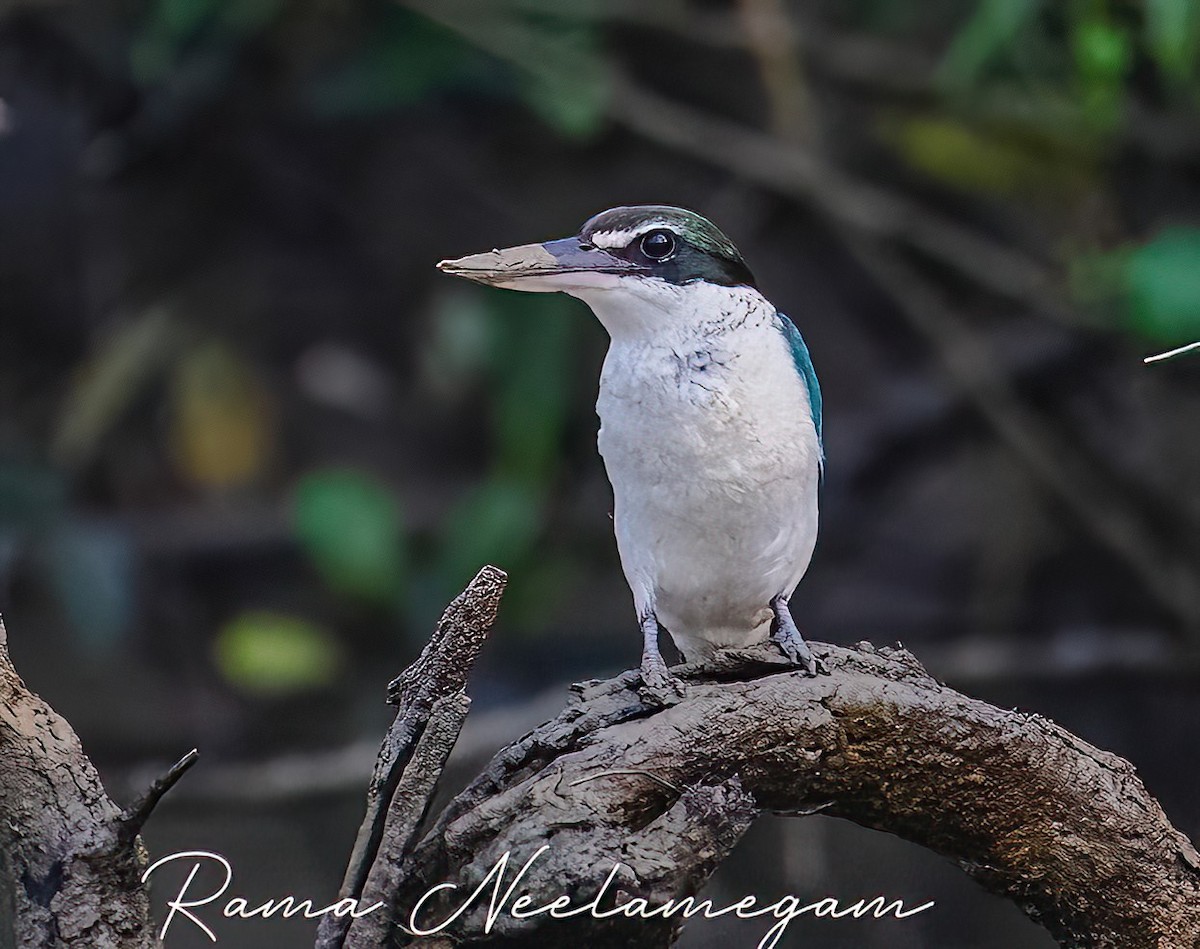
[639,229,676,262]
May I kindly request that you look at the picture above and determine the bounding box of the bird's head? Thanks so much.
[437,206,758,336]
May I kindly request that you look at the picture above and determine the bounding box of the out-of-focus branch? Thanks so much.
[839,237,1200,633]
[399,2,1064,322]
[736,0,813,145]
[397,0,1055,328]
[448,0,934,93]
[583,70,1200,634]
[603,69,1067,321]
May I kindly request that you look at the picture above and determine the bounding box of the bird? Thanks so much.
[438,205,826,701]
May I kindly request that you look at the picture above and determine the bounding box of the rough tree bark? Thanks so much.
[2,570,1198,949]
[325,575,1200,949]
[375,646,1200,948]
[0,618,195,948]
[316,565,508,949]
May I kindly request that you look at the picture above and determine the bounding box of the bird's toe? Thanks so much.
[771,629,828,677]
[806,654,831,677]
[638,661,686,707]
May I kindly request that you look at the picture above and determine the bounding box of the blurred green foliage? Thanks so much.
[1071,227,1200,348]
[292,469,407,608]
[511,12,608,138]
[933,0,1200,134]
[132,0,285,82]
[214,610,344,695]
[309,8,487,117]
[488,294,578,483]
[130,0,608,136]
[437,478,545,598]
[1146,0,1200,86]
[924,0,1200,351]
[288,290,582,631]
[51,308,181,472]
[1121,228,1200,346]
[427,291,583,626]
[937,0,1042,93]
[886,115,1096,198]
[14,0,1200,676]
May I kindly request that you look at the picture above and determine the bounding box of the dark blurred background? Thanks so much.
[1,0,1199,946]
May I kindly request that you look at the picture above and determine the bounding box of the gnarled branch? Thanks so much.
[344,637,1200,948]
[0,618,179,948]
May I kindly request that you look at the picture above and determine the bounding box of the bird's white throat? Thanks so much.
[568,278,769,343]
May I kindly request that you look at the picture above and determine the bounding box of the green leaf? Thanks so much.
[1122,228,1200,345]
[489,293,578,481]
[292,468,406,606]
[1145,0,1200,84]
[214,612,343,695]
[437,478,544,594]
[308,10,480,117]
[887,116,1094,196]
[157,0,222,42]
[521,61,608,139]
[219,0,284,35]
[1073,19,1132,81]
[937,0,1041,92]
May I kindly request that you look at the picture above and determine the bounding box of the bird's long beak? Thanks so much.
[437,237,645,292]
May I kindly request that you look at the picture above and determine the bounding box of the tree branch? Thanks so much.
[316,565,507,949]
[357,642,1200,948]
[0,618,168,948]
[117,749,199,846]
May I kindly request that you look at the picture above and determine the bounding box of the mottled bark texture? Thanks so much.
[319,566,508,949]
[0,618,164,948]
[1,571,1195,949]
[347,642,1200,949]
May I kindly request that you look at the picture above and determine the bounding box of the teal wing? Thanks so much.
[776,311,823,465]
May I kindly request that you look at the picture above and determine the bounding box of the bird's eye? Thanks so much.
[639,229,676,262]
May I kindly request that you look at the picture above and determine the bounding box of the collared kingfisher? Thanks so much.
[439,206,826,701]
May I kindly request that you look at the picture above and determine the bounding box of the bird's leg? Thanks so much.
[638,608,685,705]
[770,594,829,676]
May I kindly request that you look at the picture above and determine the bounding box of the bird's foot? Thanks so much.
[638,654,685,707]
[770,597,830,676]
[772,631,829,676]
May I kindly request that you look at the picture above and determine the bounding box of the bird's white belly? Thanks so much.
[597,331,820,661]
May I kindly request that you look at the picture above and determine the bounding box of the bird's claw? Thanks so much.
[771,628,830,677]
[638,657,686,706]
[769,594,830,676]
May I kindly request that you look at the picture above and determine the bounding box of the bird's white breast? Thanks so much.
[581,282,821,660]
